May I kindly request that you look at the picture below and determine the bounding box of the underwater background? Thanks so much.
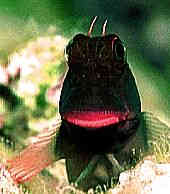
[0,1,169,193]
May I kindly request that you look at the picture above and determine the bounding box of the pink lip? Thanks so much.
[63,111,127,129]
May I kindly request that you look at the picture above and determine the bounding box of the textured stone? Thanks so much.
[109,159,170,194]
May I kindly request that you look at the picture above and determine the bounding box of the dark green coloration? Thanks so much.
[0,84,29,145]
[33,84,49,118]
[0,84,22,111]
[36,84,48,110]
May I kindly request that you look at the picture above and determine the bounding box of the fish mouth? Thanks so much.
[63,110,135,129]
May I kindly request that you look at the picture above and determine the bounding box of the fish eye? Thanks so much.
[114,41,126,61]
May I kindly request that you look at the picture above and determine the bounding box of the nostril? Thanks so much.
[82,74,86,78]
[97,73,101,79]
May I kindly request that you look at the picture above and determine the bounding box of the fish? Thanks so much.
[6,17,170,191]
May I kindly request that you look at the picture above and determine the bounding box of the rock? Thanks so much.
[137,160,156,184]
[0,163,23,194]
[151,176,170,194]
[109,159,170,194]
[155,163,170,175]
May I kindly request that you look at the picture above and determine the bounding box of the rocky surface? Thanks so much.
[108,160,170,194]
[0,164,24,194]
[1,159,170,194]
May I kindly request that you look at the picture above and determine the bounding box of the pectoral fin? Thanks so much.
[7,119,62,183]
[139,112,170,149]
[114,111,170,166]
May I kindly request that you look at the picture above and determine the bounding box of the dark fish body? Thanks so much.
[59,33,141,154]
[6,18,170,192]
[56,32,143,189]
[58,31,170,190]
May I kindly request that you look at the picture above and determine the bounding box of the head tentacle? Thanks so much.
[88,16,98,37]
[102,19,108,36]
